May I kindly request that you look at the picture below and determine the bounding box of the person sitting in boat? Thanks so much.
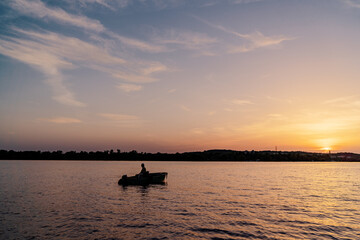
[138,163,149,182]
[140,163,148,175]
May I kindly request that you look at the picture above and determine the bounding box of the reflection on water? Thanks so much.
[1,161,360,239]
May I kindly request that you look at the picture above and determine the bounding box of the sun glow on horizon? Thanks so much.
[321,147,332,151]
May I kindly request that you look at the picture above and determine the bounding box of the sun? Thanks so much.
[320,147,332,153]
[321,147,331,151]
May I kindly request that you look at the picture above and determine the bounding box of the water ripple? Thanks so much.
[1,161,360,239]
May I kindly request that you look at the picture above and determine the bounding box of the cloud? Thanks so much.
[110,33,168,53]
[112,72,158,83]
[123,0,185,10]
[227,31,295,53]
[13,28,125,65]
[89,63,168,84]
[154,29,218,56]
[180,105,191,111]
[99,113,139,121]
[0,28,169,104]
[196,17,294,53]
[0,37,84,107]
[266,95,294,104]
[40,117,82,124]
[194,50,217,57]
[208,111,216,116]
[231,99,254,105]
[156,30,217,50]
[98,113,142,127]
[8,0,167,53]
[49,77,86,107]
[342,0,360,8]
[1,0,171,106]
[224,98,254,111]
[323,96,360,107]
[267,113,285,120]
[0,28,126,106]
[297,119,353,134]
[83,0,263,10]
[117,83,143,92]
[9,0,105,32]
[77,0,122,10]
[203,0,265,6]
[324,96,352,104]
[112,62,169,83]
[142,62,169,75]
[229,0,263,4]
[113,0,131,8]
[201,1,219,7]
[190,128,205,135]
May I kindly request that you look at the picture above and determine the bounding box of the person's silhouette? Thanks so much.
[140,163,147,174]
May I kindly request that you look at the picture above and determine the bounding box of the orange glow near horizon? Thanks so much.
[321,147,332,152]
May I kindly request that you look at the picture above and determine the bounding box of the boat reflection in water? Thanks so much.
[118,172,168,186]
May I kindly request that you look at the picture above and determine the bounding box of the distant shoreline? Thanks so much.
[1,149,359,162]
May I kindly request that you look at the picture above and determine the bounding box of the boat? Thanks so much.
[118,172,168,186]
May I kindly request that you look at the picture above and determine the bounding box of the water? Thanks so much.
[1,161,359,240]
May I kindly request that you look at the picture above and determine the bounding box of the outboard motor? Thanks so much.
[118,174,127,185]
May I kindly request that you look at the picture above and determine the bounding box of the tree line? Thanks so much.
[1,149,358,161]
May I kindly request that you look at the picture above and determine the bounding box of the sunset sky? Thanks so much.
[1,0,360,153]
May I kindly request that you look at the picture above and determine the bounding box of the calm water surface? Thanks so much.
[0,161,359,239]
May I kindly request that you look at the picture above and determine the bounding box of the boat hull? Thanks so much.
[118,172,168,186]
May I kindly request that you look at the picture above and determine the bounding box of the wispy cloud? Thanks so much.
[342,0,360,8]
[117,83,143,92]
[227,31,295,53]
[84,0,263,11]
[142,62,169,75]
[111,61,169,83]
[266,95,294,104]
[153,29,218,56]
[112,72,158,83]
[190,128,205,135]
[180,105,191,111]
[196,16,294,53]
[0,28,126,106]
[324,96,360,107]
[99,113,142,127]
[156,30,217,50]
[296,118,354,134]
[0,37,84,107]
[99,113,139,121]
[77,0,120,10]
[2,0,173,105]
[13,28,125,65]
[40,117,82,124]
[229,0,263,4]
[9,0,105,32]
[224,98,254,112]
[110,33,168,53]
[8,0,168,53]
[231,99,254,105]
[208,111,216,116]
[267,113,285,120]
[203,0,265,7]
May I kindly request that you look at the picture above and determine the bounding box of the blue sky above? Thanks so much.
[1,0,360,152]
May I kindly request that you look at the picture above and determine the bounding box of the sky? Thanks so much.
[0,0,360,153]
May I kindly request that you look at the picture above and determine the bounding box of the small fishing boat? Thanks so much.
[118,172,168,186]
